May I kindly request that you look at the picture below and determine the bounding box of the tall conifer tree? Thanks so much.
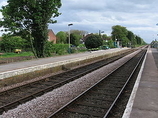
[0,0,62,57]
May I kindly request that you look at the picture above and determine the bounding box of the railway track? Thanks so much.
[0,49,135,114]
[47,48,147,118]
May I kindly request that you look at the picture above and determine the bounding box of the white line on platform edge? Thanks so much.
[122,47,148,118]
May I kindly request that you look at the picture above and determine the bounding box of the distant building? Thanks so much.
[151,40,158,48]
[48,29,57,44]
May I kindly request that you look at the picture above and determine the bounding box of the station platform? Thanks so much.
[123,47,158,118]
[0,48,128,80]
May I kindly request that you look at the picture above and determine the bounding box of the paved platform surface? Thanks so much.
[123,47,158,118]
[0,48,127,73]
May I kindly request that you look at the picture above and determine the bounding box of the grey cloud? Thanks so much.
[1,0,158,43]
[62,0,107,12]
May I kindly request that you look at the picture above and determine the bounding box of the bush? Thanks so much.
[85,35,103,49]
[44,42,69,57]
[0,35,27,52]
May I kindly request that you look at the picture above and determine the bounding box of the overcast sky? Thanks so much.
[0,0,158,43]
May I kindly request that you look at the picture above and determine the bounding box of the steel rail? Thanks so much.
[103,49,146,118]
[0,50,132,114]
[47,49,146,118]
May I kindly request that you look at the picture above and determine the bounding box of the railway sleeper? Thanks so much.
[76,101,109,109]
[0,49,140,115]
[67,108,105,117]
[89,90,117,95]
[84,96,115,102]
[0,100,7,104]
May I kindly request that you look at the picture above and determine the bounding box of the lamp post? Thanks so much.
[99,30,104,38]
[115,38,118,48]
[68,23,73,53]
[114,35,117,48]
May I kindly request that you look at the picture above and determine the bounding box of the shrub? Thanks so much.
[0,35,27,52]
[85,35,103,49]
[44,42,69,57]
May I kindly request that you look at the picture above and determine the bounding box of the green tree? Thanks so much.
[102,34,108,40]
[127,31,134,42]
[71,30,88,38]
[107,39,115,48]
[44,41,54,57]
[111,25,128,47]
[56,31,67,44]
[0,0,61,58]
[1,35,26,52]
[127,31,135,47]
[70,33,80,46]
[122,37,130,47]
[111,25,128,40]
[135,35,143,45]
[85,35,103,49]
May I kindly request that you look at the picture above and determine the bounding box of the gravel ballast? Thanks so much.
[0,50,140,118]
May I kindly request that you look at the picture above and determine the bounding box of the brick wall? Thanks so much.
[48,29,56,43]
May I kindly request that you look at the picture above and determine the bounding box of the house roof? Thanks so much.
[48,29,55,34]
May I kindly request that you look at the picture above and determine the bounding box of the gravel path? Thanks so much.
[0,50,140,118]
